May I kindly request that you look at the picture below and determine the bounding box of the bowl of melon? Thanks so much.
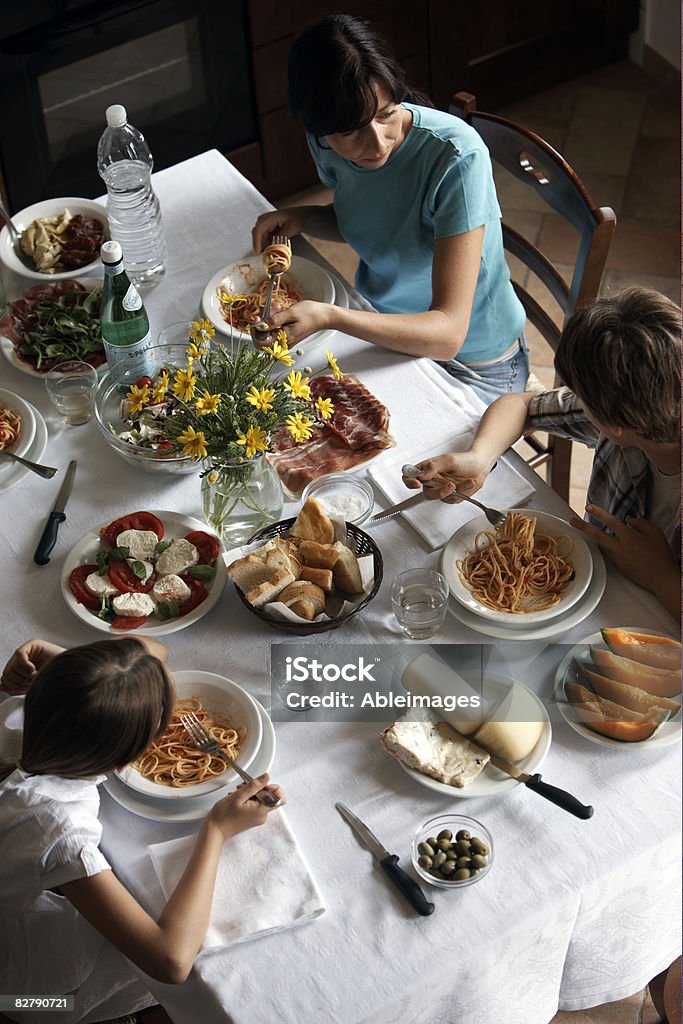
[555,627,681,748]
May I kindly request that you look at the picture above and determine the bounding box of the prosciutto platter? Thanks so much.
[269,373,395,496]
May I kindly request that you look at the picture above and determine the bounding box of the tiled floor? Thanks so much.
[277,57,679,1024]
[278,57,680,522]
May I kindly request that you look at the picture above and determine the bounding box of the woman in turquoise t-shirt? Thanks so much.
[252,15,528,404]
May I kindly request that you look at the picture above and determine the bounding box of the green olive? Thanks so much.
[436,839,452,853]
[445,849,457,861]
[455,839,471,856]
[437,829,453,841]
[470,838,489,856]
[418,842,435,858]
[455,829,471,842]
[441,860,456,876]
[418,855,434,869]
[471,854,488,869]
[426,837,438,848]
[430,868,445,879]
[433,850,447,869]
[456,856,472,868]
[469,868,479,876]
[454,868,471,881]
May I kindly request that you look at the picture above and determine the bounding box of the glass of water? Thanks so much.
[45,360,99,425]
[391,568,450,639]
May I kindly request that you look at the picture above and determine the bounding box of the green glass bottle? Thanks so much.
[100,239,152,375]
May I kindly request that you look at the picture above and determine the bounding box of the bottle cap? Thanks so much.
[105,104,127,128]
[101,240,123,264]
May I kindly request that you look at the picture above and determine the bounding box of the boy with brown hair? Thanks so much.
[407,288,681,619]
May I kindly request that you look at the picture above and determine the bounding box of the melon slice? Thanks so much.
[584,668,681,717]
[602,628,681,673]
[590,646,681,698]
[564,681,661,742]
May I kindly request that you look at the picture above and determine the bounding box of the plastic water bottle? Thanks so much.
[97,105,167,286]
[100,240,153,376]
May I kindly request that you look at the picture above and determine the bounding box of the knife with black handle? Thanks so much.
[34,460,77,565]
[489,753,594,819]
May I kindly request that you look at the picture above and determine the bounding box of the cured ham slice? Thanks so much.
[270,373,395,496]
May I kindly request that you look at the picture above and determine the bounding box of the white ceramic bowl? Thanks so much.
[115,671,263,799]
[0,389,36,477]
[0,197,108,281]
[202,254,335,342]
[301,472,375,525]
[441,509,593,626]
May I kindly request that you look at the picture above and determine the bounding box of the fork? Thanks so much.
[401,463,507,527]
[181,712,281,808]
[250,234,291,345]
[0,449,58,479]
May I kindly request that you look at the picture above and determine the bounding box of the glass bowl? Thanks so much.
[94,342,194,474]
[301,472,374,526]
[412,814,493,889]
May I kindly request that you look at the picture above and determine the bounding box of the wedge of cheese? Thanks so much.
[401,653,485,736]
[380,709,490,788]
[473,682,544,762]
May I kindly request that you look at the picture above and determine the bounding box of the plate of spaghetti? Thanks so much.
[201,253,335,342]
[115,671,263,799]
[441,509,593,625]
[0,388,36,476]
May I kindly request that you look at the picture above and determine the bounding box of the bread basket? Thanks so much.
[235,518,383,635]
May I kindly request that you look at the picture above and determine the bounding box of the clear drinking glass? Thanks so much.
[391,568,449,639]
[45,360,99,425]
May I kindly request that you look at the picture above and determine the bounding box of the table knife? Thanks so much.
[336,802,435,915]
[34,459,77,565]
[367,491,427,525]
[488,753,594,819]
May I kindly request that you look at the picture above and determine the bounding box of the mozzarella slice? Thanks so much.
[85,572,119,598]
[116,529,159,561]
[111,593,155,618]
[155,538,199,577]
[152,574,191,603]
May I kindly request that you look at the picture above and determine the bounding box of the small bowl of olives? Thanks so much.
[412,814,493,889]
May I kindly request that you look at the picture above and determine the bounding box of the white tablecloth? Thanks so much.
[1,151,680,1024]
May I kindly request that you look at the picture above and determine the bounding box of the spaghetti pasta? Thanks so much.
[456,511,574,614]
[263,240,292,276]
[0,406,21,451]
[217,277,301,333]
[133,697,245,787]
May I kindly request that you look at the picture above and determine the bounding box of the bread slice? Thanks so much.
[289,599,317,621]
[298,540,339,570]
[245,568,295,608]
[290,497,335,544]
[227,553,276,594]
[332,541,363,593]
[278,580,325,618]
[300,566,334,592]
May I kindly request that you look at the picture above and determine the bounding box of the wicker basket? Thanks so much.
[235,518,383,635]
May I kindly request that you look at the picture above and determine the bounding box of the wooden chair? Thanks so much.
[450,91,617,502]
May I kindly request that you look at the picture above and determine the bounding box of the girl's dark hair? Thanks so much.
[288,14,431,137]
[21,639,174,778]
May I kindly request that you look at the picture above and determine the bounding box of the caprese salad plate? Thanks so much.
[61,509,227,635]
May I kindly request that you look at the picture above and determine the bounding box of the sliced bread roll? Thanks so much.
[298,541,339,570]
[245,567,295,608]
[278,580,325,618]
[290,497,335,544]
[227,552,275,594]
[332,541,363,594]
[300,566,334,592]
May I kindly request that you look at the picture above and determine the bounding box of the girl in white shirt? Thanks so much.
[0,636,285,1024]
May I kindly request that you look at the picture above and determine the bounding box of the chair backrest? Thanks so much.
[450,91,617,501]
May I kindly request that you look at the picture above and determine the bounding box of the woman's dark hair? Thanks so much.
[288,14,431,137]
[21,638,174,779]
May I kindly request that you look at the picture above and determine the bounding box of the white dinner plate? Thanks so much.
[441,509,593,626]
[0,279,104,378]
[103,697,276,822]
[397,672,552,799]
[0,388,36,476]
[0,402,48,495]
[115,671,263,799]
[553,628,682,750]
[61,509,227,635]
[444,542,606,641]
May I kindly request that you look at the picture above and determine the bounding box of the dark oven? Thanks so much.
[0,0,255,210]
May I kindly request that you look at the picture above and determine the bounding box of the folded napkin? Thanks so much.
[149,810,325,952]
[368,438,537,551]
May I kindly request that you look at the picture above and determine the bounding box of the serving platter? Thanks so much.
[61,510,227,635]
[396,672,552,799]
[103,696,276,822]
[553,628,682,750]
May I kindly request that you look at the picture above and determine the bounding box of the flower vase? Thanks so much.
[201,456,284,547]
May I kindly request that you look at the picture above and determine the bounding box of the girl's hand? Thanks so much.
[207,774,285,840]
[570,505,678,592]
[1,639,65,694]
[269,300,334,345]
[403,452,492,503]
[252,208,308,254]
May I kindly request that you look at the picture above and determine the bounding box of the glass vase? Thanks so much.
[201,456,284,547]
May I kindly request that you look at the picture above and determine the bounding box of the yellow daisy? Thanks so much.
[177,426,208,461]
[195,390,221,415]
[126,383,150,415]
[189,318,215,342]
[236,424,269,459]
[186,341,206,360]
[245,386,275,413]
[283,370,311,401]
[172,367,197,402]
[324,348,343,380]
[263,335,295,367]
[315,396,334,421]
[285,412,314,443]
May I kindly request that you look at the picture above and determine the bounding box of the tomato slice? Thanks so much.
[178,576,208,615]
[110,615,149,630]
[102,511,164,549]
[185,530,219,564]
[107,560,156,593]
[68,564,101,610]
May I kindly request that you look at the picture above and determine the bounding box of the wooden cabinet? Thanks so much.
[229,0,639,201]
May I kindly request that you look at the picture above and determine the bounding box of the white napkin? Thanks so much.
[368,437,537,550]
[148,810,325,953]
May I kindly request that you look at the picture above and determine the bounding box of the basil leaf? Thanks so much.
[154,598,180,621]
[109,545,130,561]
[155,539,173,555]
[97,595,114,622]
[187,564,215,581]
[130,559,147,580]
[96,549,110,576]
